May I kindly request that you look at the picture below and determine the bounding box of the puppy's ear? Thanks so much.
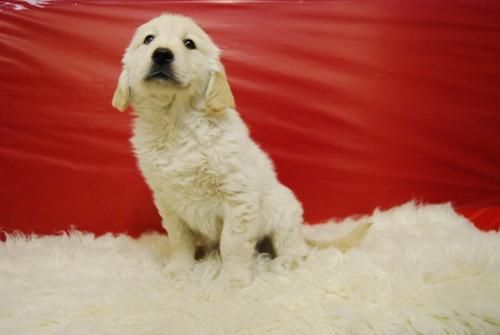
[112,69,130,112]
[204,64,235,115]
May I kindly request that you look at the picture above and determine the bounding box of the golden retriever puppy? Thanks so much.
[112,14,370,286]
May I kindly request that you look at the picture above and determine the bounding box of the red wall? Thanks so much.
[1,1,499,237]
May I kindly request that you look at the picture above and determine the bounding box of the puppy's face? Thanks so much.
[112,14,234,114]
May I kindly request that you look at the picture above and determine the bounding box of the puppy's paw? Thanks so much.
[162,260,194,279]
[219,268,253,288]
[272,253,306,271]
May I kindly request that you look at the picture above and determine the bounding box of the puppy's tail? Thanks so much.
[304,222,373,253]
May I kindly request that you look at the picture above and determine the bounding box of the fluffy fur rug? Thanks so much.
[1,202,499,335]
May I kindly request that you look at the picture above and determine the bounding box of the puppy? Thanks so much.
[112,14,371,286]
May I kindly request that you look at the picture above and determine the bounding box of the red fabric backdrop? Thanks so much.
[1,0,499,238]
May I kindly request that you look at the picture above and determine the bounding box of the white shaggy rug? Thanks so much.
[1,203,500,335]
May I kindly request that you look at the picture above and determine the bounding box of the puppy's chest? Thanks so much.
[133,120,234,198]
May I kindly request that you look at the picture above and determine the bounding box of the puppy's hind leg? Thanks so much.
[267,186,310,270]
[272,226,310,270]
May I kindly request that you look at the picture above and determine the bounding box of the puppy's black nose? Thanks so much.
[152,48,174,65]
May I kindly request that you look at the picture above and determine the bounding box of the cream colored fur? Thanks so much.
[2,203,500,334]
[112,14,370,286]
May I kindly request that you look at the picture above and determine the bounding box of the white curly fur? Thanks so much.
[112,14,328,286]
[1,203,499,334]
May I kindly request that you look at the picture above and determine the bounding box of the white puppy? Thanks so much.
[112,14,370,286]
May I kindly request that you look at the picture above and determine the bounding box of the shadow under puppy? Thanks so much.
[112,14,371,287]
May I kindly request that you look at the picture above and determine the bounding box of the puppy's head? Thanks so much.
[112,14,234,115]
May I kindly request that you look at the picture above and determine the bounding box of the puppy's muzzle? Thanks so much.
[145,48,177,82]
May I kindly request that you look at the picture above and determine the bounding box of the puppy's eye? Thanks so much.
[143,35,155,45]
[183,39,196,50]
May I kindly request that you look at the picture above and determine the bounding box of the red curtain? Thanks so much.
[1,1,499,237]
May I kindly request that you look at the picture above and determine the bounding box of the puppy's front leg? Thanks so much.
[161,211,196,277]
[219,200,259,287]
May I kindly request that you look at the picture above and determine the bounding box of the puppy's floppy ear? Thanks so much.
[112,69,130,112]
[204,63,235,115]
